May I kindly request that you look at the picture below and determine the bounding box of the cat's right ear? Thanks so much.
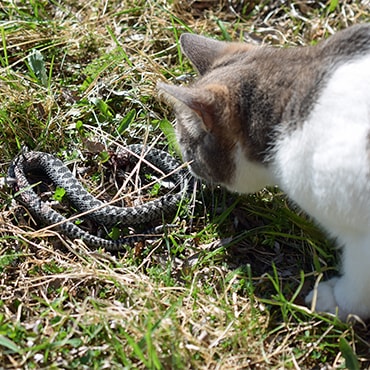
[180,33,227,75]
[158,81,224,132]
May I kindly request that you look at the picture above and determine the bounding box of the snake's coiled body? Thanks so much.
[7,144,190,251]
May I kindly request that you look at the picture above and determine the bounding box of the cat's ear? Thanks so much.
[180,33,227,75]
[158,82,226,131]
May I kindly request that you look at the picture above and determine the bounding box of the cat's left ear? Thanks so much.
[158,82,226,131]
[180,33,228,75]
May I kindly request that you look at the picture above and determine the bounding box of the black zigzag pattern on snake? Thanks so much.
[7,144,190,251]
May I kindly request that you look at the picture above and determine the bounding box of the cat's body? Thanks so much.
[158,24,370,320]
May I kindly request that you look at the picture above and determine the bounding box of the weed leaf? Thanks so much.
[27,49,48,86]
[53,187,66,202]
[328,0,339,13]
[159,119,180,155]
[117,109,136,134]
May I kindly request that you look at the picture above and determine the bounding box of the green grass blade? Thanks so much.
[0,335,23,354]
[339,338,360,370]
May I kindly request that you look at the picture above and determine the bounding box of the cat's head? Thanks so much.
[158,34,273,192]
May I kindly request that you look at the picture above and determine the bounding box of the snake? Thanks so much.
[7,144,190,251]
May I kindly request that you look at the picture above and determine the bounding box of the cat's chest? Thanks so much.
[271,53,370,230]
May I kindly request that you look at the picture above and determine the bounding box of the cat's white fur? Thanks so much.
[232,143,276,192]
[231,54,370,319]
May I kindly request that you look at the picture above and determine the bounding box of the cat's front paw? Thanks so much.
[306,276,370,320]
[305,277,342,317]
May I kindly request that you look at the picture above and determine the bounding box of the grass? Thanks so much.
[0,0,369,368]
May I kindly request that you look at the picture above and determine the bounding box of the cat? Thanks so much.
[158,23,370,320]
